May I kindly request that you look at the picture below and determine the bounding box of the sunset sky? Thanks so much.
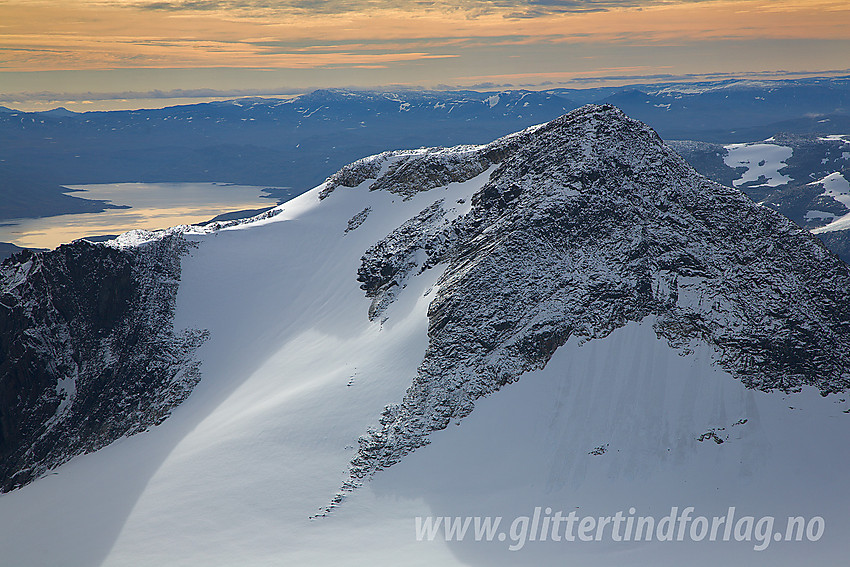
[2,0,849,110]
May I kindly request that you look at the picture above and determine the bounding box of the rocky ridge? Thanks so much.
[0,236,207,491]
[323,104,850,509]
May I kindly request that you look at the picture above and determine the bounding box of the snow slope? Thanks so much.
[1,106,850,566]
[811,171,850,233]
[0,154,496,567]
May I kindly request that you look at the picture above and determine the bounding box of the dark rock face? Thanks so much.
[357,200,458,320]
[345,207,371,234]
[332,104,850,505]
[0,237,207,492]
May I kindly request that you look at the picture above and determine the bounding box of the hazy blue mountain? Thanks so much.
[595,80,850,142]
[39,107,78,117]
[2,77,849,228]
[0,242,47,262]
[0,89,580,222]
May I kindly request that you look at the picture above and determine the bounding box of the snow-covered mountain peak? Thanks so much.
[3,104,850,566]
[317,104,662,204]
[337,103,850,506]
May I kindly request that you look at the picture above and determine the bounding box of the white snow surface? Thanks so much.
[1,158,849,566]
[805,210,836,221]
[724,142,793,188]
[810,172,850,233]
[817,135,850,144]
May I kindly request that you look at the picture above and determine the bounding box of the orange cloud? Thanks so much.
[0,0,848,73]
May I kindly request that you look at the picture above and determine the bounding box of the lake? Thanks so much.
[0,182,287,249]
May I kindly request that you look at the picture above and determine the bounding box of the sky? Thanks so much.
[2,0,850,110]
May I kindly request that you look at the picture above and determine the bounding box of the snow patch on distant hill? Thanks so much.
[723,142,793,188]
[811,172,850,233]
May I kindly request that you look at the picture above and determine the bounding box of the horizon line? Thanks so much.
[2,69,850,113]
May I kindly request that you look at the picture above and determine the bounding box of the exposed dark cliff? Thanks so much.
[0,237,207,492]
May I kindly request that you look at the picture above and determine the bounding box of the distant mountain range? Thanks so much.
[2,77,850,264]
[0,89,580,222]
[2,77,849,221]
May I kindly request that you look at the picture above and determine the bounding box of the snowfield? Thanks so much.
[811,171,850,233]
[723,142,793,188]
[2,107,850,566]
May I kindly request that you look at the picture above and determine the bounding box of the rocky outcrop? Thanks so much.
[0,237,207,492]
[318,124,545,201]
[329,104,850,507]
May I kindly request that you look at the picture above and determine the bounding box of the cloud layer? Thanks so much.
[126,0,708,17]
[2,0,849,106]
